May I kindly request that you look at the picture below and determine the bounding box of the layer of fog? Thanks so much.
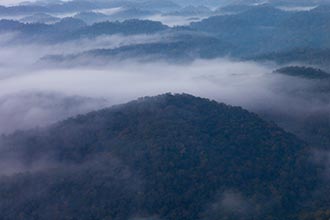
[0,0,71,6]
[277,5,318,11]
[0,0,33,6]
[146,14,207,26]
[92,7,123,16]
[202,190,260,220]
[0,33,164,74]
[1,34,330,145]
[2,55,330,135]
[0,92,107,134]
[0,13,74,21]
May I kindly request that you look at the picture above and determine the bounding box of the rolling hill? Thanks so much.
[0,94,319,220]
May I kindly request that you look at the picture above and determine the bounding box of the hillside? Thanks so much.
[0,18,168,43]
[0,94,318,220]
[42,33,232,64]
[251,48,330,68]
[190,6,330,56]
[274,66,330,79]
[3,5,330,59]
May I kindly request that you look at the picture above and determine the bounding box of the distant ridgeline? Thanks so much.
[0,94,327,220]
[2,4,330,63]
[274,66,330,79]
[252,48,330,68]
[0,18,169,43]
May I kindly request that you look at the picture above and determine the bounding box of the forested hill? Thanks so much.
[274,66,330,79]
[0,94,319,220]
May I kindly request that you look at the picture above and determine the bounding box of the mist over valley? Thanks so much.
[0,1,330,220]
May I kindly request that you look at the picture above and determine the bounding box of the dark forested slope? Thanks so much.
[274,66,330,79]
[0,94,319,220]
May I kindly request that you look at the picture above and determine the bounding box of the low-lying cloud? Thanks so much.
[0,92,107,134]
[1,33,330,142]
[0,57,328,136]
[202,190,258,220]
